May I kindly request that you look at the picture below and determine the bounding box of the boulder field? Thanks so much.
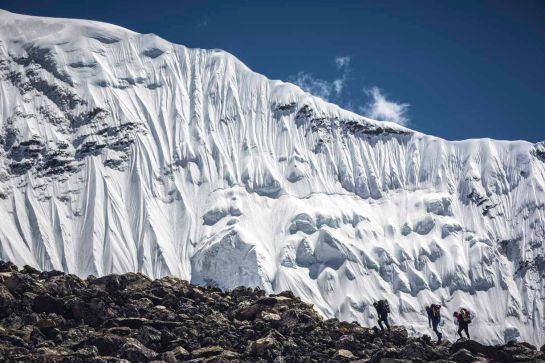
[0,261,543,362]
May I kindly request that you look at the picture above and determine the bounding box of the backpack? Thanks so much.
[378,300,390,314]
[460,308,472,323]
[431,304,441,317]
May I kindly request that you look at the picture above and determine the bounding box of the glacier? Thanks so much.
[1,9,545,345]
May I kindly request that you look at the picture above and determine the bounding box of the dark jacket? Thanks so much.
[374,302,388,317]
[427,306,441,325]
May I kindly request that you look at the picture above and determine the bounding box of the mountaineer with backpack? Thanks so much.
[373,299,391,331]
[453,308,472,340]
[426,304,443,343]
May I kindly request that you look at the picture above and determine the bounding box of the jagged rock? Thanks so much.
[33,294,65,314]
[247,332,281,357]
[74,346,99,359]
[289,214,317,235]
[388,326,409,346]
[4,273,42,295]
[107,327,133,336]
[191,345,225,358]
[335,334,356,350]
[261,310,281,322]
[501,340,540,361]
[36,318,56,331]
[0,261,18,273]
[21,265,40,275]
[449,348,479,363]
[219,350,241,359]
[400,339,444,361]
[235,301,262,320]
[136,325,162,349]
[84,333,131,356]
[295,238,317,267]
[426,197,453,216]
[516,341,536,351]
[414,215,436,235]
[107,317,150,329]
[450,340,511,362]
[400,223,412,236]
[0,267,540,362]
[334,348,356,360]
[162,346,190,362]
[120,339,158,361]
[0,286,15,311]
[442,223,463,238]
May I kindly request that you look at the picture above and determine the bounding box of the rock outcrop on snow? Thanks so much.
[1,10,545,344]
[0,262,543,362]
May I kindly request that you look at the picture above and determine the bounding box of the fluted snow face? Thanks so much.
[1,10,545,345]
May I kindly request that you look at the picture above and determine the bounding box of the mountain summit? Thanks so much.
[0,10,544,344]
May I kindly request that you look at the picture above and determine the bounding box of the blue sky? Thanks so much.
[3,0,545,142]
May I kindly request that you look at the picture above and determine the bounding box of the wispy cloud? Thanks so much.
[335,56,351,70]
[332,56,350,95]
[333,78,344,95]
[361,86,410,125]
[290,55,351,102]
[290,72,335,101]
[196,18,209,28]
[290,56,410,125]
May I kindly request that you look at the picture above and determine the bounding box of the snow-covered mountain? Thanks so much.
[1,9,545,345]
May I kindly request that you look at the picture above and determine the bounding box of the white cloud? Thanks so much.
[290,57,410,125]
[333,78,344,95]
[335,56,351,70]
[290,72,333,101]
[291,56,351,101]
[361,86,410,125]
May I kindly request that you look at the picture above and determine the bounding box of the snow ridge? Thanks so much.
[1,10,545,345]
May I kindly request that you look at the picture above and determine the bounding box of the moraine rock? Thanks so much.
[0,265,542,362]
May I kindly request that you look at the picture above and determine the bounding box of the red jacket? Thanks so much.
[456,311,470,324]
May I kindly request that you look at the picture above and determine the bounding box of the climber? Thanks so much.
[426,304,443,343]
[453,308,472,340]
[373,299,391,331]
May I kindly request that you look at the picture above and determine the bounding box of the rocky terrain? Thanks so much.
[2,10,545,345]
[0,262,543,362]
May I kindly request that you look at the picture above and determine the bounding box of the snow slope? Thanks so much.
[1,9,545,345]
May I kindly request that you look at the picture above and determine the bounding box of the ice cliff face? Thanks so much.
[1,10,545,345]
